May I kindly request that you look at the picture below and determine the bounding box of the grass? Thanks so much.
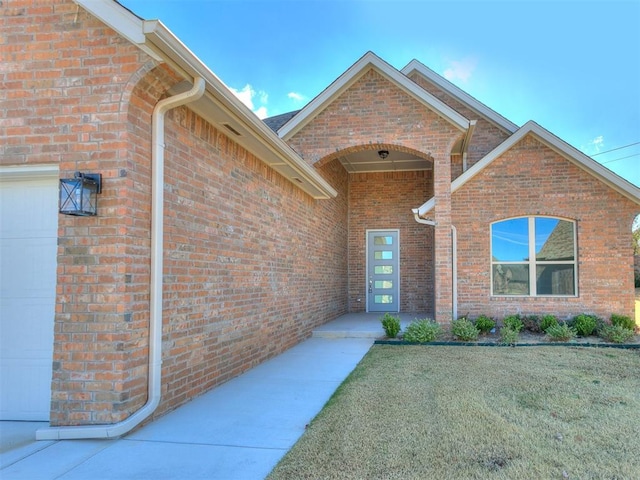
[268,346,640,479]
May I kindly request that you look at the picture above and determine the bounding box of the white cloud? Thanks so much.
[229,83,268,119]
[443,58,477,83]
[288,92,306,102]
[588,135,605,154]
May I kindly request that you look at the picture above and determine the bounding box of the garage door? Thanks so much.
[0,166,58,420]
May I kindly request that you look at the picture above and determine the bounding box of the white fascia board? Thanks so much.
[70,1,336,199]
[279,52,470,140]
[415,120,640,216]
[141,20,337,199]
[402,59,518,134]
[73,0,161,60]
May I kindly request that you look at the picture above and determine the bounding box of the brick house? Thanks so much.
[1,0,638,437]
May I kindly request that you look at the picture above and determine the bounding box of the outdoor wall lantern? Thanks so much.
[59,172,102,216]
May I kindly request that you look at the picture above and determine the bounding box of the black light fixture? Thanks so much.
[59,172,102,216]
[378,150,389,159]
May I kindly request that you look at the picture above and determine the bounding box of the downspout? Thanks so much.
[412,210,458,320]
[37,77,206,440]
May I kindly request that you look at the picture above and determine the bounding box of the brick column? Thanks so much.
[433,152,453,323]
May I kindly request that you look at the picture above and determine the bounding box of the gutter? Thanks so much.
[37,77,206,440]
[412,210,458,320]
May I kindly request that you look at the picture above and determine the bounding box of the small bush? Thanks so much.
[403,319,442,343]
[451,318,480,341]
[545,323,577,342]
[500,327,520,345]
[610,314,635,331]
[522,315,541,333]
[540,314,559,332]
[572,314,598,337]
[474,315,495,334]
[380,313,401,339]
[503,314,523,333]
[599,324,635,344]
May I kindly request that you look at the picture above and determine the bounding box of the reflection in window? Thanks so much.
[374,280,393,289]
[374,295,393,304]
[374,266,393,274]
[374,236,393,245]
[374,251,393,260]
[491,217,576,296]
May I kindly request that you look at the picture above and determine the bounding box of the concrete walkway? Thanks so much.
[0,331,376,479]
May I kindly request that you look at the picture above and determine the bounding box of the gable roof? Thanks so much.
[277,51,471,140]
[264,110,300,132]
[401,59,519,135]
[415,120,640,216]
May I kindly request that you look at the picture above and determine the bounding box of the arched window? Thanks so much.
[491,217,577,296]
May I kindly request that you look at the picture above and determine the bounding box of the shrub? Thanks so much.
[500,327,519,345]
[451,318,479,341]
[474,315,495,334]
[380,313,401,339]
[540,314,559,332]
[599,324,635,344]
[545,323,577,342]
[403,319,442,343]
[610,314,635,331]
[522,315,541,333]
[572,314,598,337]
[503,314,523,333]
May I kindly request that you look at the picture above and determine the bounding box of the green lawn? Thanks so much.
[268,346,640,479]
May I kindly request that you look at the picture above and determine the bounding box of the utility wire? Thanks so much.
[600,152,640,165]
[591,141,640,156]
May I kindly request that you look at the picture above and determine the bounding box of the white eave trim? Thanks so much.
[415,120,640,216]
[402,59,519,134]
[278,51,470,140]
[73,1,336,200]
[74,0,161,60]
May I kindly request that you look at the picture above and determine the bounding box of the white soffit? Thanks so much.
[402,59,518,134]
[73,1,336,200]
[415,120,640,217]
[278,51,470,140]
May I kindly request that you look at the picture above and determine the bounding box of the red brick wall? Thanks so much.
[288,69,462,166]
[154,107,349,418]
[288,69,464,320]
[348,170,434,313]
[452,134,639,320]
[2,0,349,426]
[407,72,511,170]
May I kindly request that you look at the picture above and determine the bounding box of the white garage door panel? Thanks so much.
[0,169,58,421]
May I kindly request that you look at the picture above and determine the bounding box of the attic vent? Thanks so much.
[223,123,241,136]
[292,177,303,184]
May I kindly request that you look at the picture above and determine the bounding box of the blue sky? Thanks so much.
[120,0,640,187]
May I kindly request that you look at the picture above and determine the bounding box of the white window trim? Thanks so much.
[490,216,578,297]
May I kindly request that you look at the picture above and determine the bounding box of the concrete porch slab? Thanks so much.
[312,312,432,338]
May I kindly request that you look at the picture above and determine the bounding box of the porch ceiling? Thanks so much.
[339,150,432,173]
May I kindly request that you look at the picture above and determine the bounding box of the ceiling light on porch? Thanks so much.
[378,150,389,159]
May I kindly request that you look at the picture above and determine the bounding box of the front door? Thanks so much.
[367,230,399,312]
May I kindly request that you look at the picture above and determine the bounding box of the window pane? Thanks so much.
[374,251,393,260]
[493,264,529,295]
[374,266,393,274]
[374,295,393,304]
[536,264,575,295]
[374,236,393,245]
[492,218,529,262]
[535,218,574,261]
[374,280,393,289]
